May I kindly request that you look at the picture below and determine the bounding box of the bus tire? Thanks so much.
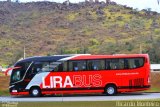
[104,85,117,96]
[29,87,41,97]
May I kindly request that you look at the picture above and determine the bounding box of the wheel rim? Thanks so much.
[107,87,115,95]
[32,89,39,96]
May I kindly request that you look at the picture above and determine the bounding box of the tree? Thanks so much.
[158,0,159,5]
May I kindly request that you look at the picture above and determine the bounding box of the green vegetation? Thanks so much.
[82,27,94,36]
[67,12,79,21]
[154,29,160,35]
[0,2,160,66]
[0,90,9,96]
[145,87,160,92]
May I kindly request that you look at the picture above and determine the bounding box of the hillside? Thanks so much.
[0,1,160,65]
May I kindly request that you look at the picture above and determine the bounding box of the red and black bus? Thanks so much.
[9,54,150,97]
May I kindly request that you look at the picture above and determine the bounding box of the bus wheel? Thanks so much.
[104,85,117,96]
[30,87,41,97]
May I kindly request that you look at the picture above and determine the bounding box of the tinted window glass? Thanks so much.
[11,62,31,83]
[28,61,62,74]
[28,62,50,75]
[105,58,144,70]
[107,59,124,70]
[87,60,105,70]
[28,61,67,73]
[53,61,68,72]
[69,60,86,71]
[62,61,68,71]
[125,58,144,69]
[50,62,62,71]
[53,62,68,72]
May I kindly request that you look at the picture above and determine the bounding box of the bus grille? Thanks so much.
[134,78,144,86]
[129,78,144,88]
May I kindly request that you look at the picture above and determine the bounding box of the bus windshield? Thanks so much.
[11,62,31,83]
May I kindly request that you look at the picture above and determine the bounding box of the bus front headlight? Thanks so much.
[12,89,17,93]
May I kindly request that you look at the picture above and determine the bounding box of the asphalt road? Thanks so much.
[0,93,160,102]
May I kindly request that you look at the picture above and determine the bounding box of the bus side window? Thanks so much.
[124,58,144,69]
[109,59,124,70]
[57,64,63,71]
[27,62,43,76]
[119,59,124,69]
[68,61,78,71]
[69,60,86,71]
[87,62,92,70]
[74,66,79,71]
[93,65,98,70]
[49,62,65,72]
[124,59,129,69]
[87,60,105,71]
[62,61,68,71]
[33,62,42,73]
[110,59,118,70]
[134,59,140,67]
[69,61,73,71]
[41,62,50,72]
[49,62,55,71]
[106,60,111,70]
[133,58,144,68]
[73,62,78,71]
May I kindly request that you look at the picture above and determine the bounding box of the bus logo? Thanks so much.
[42,74,102,88]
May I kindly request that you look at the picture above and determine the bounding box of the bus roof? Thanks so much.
[16,55,71,63]
[15,54,148,64]
[71,54,149,60]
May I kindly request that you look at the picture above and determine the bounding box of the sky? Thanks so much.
[1,0,160,13]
